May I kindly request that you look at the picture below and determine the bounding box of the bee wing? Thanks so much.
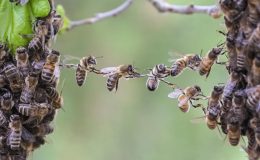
[22,127,36,142]
[100,67,117,76]
[20,0,29,5]
[168,88,182,99]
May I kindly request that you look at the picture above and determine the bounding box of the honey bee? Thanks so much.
[206,85,224,130]
[245,128,258,160]
[0,74,7,88]
[20,74,38,104]
[9,0,29,5]
[250,54,260,86]
[146,64,174,91]
[45,87,63,109]
[34,88,48,103]
[15,47,29,77]
[222,70,241,101]
[1,90,14,112]
[41,50,60,83]
[0,43,9,67]
[31,124,54,136]
[235,31,247,72]
[32,60,45,75]
[198,46,224,77]
[0,110,7,127]
[245,85,260,111]
[75,56,99,86]
[226,91,247,146]
[168,85,203,113]
[219,0,247,22]
[100,64,141,91]
[17,103,50,124]
[4,62,22,93]
[170,54,201,77]
[8,115,22,150]
[45,11,63,45]
[28,20,48,52]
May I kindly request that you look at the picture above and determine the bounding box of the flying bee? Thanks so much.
[198,46,224,78]
[222,70,241,101]
[9,0,29,5]
[20,74,38,104]
[205,85,224,130]
[75,56,100,86]
[4,62,22,93]
[31,124,54,136]
[45,86,63,109]
[1,90,14,112]
[15,47,29,77]
[219,0,247,22]
[100,64,141,91]
[146,64,174,91]
[41,50,60,83]
[170,54,201,77]
[168,85,204,113]
[17,103,50,124]
[8,115,22,150]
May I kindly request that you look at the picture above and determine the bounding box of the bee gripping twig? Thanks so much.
[68,0,133,30]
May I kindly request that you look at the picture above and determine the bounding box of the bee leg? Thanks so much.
[19,33,34,39]
[159,79,175,88]
[205,67,212,78]
[115,79,119,92]
[189,100,203,108]
[90,68,102,74]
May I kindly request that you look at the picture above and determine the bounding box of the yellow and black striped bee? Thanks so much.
[206,85,224,130]
[101,64,141,91]
[17,103,50,124]
[168,85,203,113]
[146,64,174,91]
[20,74,38,104]
[1,89,14,112]
[170,54,201,77]
[75,56,98,86]
[4,62,23,93]
[219,0,247,22]
[8,114,22,150]
[16,47,29,77]
[41,50,60,83]
[45,86,63,109]
[198,46,224,78]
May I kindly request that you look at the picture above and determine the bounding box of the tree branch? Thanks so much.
[68,0,133,30]
[148,0,222,19]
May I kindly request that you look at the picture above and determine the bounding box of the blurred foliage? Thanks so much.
[0,0,50,53]
[32,0,246,160]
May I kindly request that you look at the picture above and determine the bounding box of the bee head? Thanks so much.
[36,20,46,27]
[87,56,97,65]
[127,65,134,74]
[233,90,246,104]
[0,43,4,50]
[194,85,201,92]
[2,91,12,100]
[156,64,166,73]
[213,85,224,93]
[10,114,20,122]
[16,47,27,54]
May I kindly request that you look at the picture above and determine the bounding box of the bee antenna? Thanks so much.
[95,56,103,59]
[199,49,203,57]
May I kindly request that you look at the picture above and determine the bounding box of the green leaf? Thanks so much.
[56,4,71,33]
[0,0,51,54]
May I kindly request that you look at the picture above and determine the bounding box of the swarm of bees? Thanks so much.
[4,0,260,160]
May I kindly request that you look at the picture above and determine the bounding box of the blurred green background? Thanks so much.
[34,0,247,160]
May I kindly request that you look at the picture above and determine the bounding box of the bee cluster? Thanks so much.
[0,4,63,160]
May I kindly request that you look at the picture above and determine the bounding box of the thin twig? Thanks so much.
[148,0,222,19]
[68,0,133,30]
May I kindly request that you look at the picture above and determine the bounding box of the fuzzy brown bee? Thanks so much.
[76,56,98,86]
[41,50,60,83]
[245,85,260,111]
[45,86,63,109]
[31,124,54,136]
[206,85,224,130]
[4,62,23,93]
[20,74,38,104]
[198,46,224,78]
[16,47,29,77]
[222,70,241,101]
[170,54,201,77]
[168,85,203,113]
[1,89,14,112]
[146,64,173,91]
[8,114,22,150]
[219,0,247,22]
[101,64,141,91]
